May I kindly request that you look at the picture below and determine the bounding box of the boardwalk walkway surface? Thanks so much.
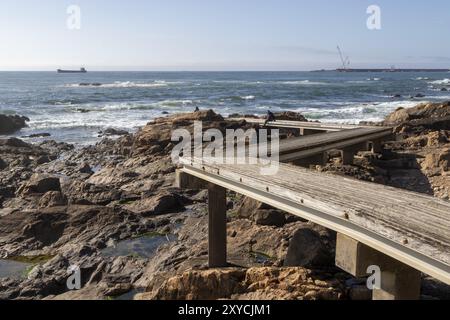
[177,156,450,299]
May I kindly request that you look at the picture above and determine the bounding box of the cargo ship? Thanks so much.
[57,68,87,73]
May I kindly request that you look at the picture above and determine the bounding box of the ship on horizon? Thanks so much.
[57,68,87,74]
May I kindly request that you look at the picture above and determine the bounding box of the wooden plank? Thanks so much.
[179,157,450,285]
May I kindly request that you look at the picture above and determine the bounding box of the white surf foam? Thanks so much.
[298,100,421,124]
[64,81,169,88]
[281,80,327,85]
[429,79,450,86]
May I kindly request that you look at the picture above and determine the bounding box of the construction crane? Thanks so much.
[337,46,350,70]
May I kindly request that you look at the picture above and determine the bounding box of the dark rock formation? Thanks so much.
[0,115,29,134]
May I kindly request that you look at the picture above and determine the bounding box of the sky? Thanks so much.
[1,0,450,71]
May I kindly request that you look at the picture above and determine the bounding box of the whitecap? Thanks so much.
[429,79,450,86]
[63,81,169,88]
[280,80,327,85]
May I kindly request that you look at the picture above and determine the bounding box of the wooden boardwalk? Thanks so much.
[229,117,362,132]
[177,157,450,299]
[258,126,393,164]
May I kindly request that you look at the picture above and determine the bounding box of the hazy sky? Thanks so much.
[1,0,450,70]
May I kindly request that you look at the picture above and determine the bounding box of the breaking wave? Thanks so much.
[64,81,169,88]
[429,79,450,86]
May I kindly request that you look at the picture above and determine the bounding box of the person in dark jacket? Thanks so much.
[264,110,276,126]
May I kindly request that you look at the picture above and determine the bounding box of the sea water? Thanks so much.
[1,71,450,145]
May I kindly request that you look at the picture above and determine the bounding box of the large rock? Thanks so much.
[17,174,61,196]
[274,111,308,122]
[384,107,410,125]
[124,191,185,216]
[0,137,31,148]
[133,110,249,156]
[137,267,344,300]
[253,209,286,227]
[384,102,450,131]
[38,191,68,208]
[0,115,29,134]
[283,227,335,268]
[0,157,6,170]
[421,148,450,172]
[0,205,150,257]
[236,197,289,227]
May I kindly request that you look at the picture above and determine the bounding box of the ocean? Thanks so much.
[1,71,450,145]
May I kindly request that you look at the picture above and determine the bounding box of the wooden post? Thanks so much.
[208,184,227,268]
[336,234,421,300]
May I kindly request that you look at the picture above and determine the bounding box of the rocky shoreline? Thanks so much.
[0,104,449,300]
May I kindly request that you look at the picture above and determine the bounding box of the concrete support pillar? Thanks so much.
[369,139,383,153]
[208,184,227,268]
[292,152,328,167]
[340,142,369,165]
[335,234,421,300]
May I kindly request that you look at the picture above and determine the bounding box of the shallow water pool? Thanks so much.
[0,259,32,279]
[101,233,178,259]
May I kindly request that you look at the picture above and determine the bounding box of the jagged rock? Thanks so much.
[274,111,308,122]
[254,210,286,227]
[78,163,94,174]
[0,157,7,170]
[137,267,344,300]
[236,197,288,227]
[422,148,450,172]
[0,137,31,148]
[35,155,52,165]
[0,115,29,134]
[100,128,129,136]
[22,133,51,138]
[427,131,448,147]
[384,102,450,132]
[384,107,410,125]
[124,191,185,216]
[283,227,334,268]
[236,197,270,219]
[38,191,68,208]
[17,174,61,196]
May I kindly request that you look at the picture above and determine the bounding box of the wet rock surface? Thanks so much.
[0,114,29,134]
[0,108,449,300]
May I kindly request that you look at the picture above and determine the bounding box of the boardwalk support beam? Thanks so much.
[208,184,227,268]
[341,142,368,165]
[175,170,208,189]
[369,139,383,153]
[336,233,421,300]
[300,128,323,136]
